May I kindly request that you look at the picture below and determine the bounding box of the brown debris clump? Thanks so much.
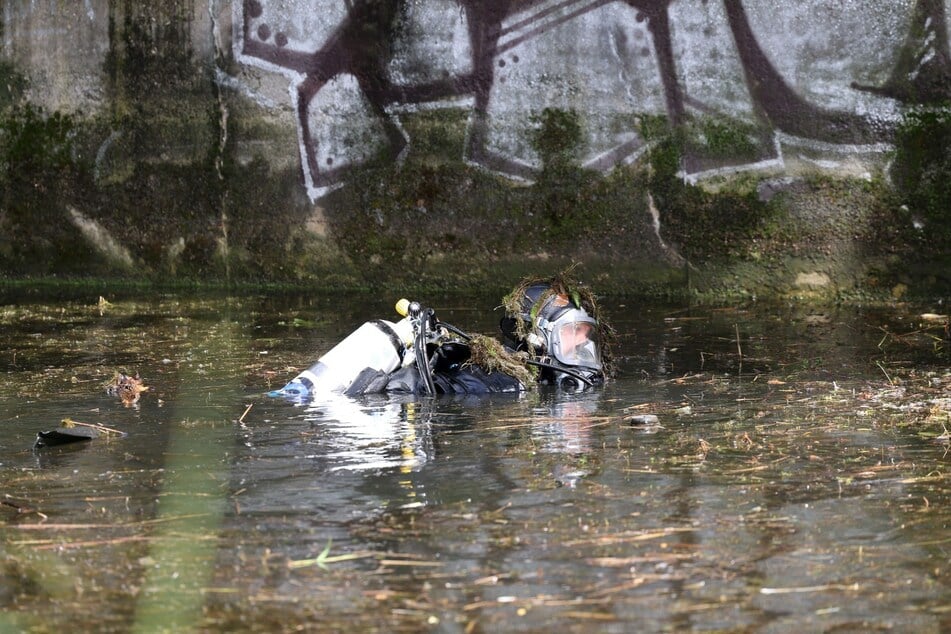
[466,334,536,388]
[104,372,148,405]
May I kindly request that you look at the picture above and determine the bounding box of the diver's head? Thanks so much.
[500,283,604,389]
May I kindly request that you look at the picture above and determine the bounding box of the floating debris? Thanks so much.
[1,495,47,520]
[33,418,126,449]
[62,418,126,436]
[97,295,113,315]
[104,372,149,405]
[628,414,660,426]
[34,426,98,449]
[554,468,588,488]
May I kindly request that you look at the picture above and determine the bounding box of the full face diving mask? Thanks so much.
[520,289,604,389]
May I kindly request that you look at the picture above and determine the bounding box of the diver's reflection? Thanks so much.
[528,388,604,455]
[297,387,604,498]
[302,394,436,472]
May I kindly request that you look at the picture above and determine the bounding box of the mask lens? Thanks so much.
[550,317,601,369]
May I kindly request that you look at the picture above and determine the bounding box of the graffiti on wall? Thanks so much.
[234,0,951,200]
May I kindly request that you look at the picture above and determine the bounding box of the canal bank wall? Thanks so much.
[0,1,949,298]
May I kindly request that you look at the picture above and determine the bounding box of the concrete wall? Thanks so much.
[0,1,949,293]
[2,1,948,203]
[228,0,949,199]
[2,1,111,113]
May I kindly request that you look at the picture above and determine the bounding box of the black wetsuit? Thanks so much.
[345,341,523,396]
[346,364,521,396]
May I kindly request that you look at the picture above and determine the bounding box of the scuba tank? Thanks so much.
[271,303,415,399]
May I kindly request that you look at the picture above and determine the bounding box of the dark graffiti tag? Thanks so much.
[850,0,951,105]
[723,0,886,145]
[236,0,951,200]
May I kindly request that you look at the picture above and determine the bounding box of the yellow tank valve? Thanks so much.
[395,298,410,317]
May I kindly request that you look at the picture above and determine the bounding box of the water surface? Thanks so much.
[1,290,948,632]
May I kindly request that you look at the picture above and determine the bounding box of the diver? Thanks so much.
[270,274,610,399]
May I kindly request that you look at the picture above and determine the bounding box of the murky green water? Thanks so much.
[1,289,949,632]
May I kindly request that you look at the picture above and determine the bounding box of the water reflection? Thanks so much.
[530,389,603,456]
[301,395,434,472]
[287,383,610,472]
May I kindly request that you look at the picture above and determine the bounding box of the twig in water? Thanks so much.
[761,582,859,594]
[734,324,743,376]
[875,361,894,385]
[287,539,380,570]
[62,418,125,436]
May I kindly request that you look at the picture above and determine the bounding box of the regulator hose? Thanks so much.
[438,321,472,341]
[415,308,437,396]
[525,359,595,387]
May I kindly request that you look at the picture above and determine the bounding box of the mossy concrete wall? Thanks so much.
[0,1,949,298]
